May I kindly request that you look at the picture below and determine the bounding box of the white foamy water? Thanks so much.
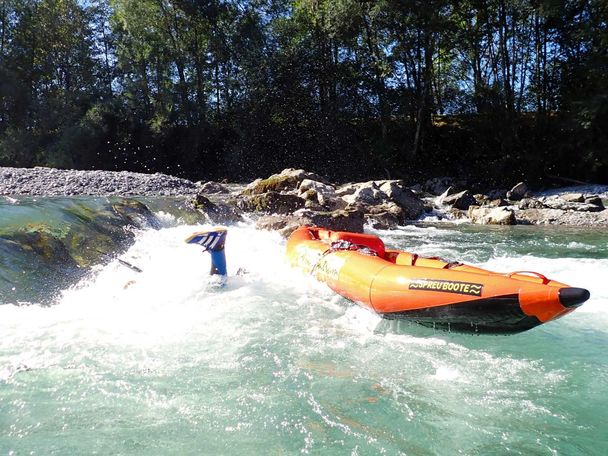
[1,222,607,454]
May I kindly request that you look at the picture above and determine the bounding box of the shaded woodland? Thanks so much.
[0,0,606,187]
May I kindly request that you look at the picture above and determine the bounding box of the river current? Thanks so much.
[1,197,607,455]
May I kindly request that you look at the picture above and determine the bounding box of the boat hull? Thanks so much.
[286,227,590,334]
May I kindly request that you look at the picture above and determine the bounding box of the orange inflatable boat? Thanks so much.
[286,226,590,334]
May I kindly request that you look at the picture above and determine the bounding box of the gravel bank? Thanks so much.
[0,167,199,196]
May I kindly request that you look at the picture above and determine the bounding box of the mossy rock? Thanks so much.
[242,174,299,195]
[242,169,329,195]
[238,192,305,214]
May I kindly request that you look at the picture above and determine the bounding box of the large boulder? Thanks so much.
[423,177,457,196]
[439,189,477,210]
[191,195,243,223]
[256,209,364,237]
[298,179,336,197]
[237,192,305,214]
[585,195,605,209]
[506,182,529,200]
[468,206,516,225]
[341,182,388,206]
[242,169,328,195]
[364,204,404,229]
[378,181,425,219]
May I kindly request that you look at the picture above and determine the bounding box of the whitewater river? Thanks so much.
[1,198,607,455]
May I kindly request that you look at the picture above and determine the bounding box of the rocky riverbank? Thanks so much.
[2,166,607,233]
[0,167,198,196]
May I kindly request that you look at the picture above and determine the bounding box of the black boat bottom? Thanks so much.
[381,294,542,335]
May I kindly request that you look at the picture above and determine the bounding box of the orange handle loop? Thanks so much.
[506,271,550,284]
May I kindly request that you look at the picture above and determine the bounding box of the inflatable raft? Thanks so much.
[286,227,590,334]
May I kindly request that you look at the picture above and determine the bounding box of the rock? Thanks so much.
[256,209,364,237]
[341,182,387,206]
[335,182,360,197]
[378,181,425,219]
[516,208,608,226]
[560,193,585,203]
[111,199,161,229]
[541,196,604,212]
[485,198,509,207]
[584,195,605,209]
[506,182,528,200]
[238,192,305,214]
[468,206,516,225]
[191,195,243,223]
[518,198,545,209]
[298,179,335,197]
[365,211,402,229]
[487,189,507,199]
[423,177,456,196]
[440,190,477,210]
[300,188,319,204]
[242,169,328,195]
[318,192,347,211]
[198,181,230,194]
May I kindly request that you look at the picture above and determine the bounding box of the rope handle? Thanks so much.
[506,271,550,284]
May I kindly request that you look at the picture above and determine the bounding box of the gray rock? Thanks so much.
[237,192,305,214]
[516,208,608,226]
[506,182,528,200]
[365,211,402,229]
[256,208,364,237]
[341,182,388,206]
[318,192,348,211]
[298,179,335,197]
[518,198,545,209]
[198,181,230,194]
[378,181,425,219]
[584,195,605,209]
[440,190,477,210]
[191,195,243,224]
[424,177,456,196]
[560,193,585,203]
[468,206,516,225]
[242,168,329,195]
[485,198,509,207]
[541,195,604,212]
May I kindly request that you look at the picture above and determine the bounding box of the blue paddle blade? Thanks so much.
[185,228,227,252]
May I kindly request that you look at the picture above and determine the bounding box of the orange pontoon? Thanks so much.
[286,226,590,334]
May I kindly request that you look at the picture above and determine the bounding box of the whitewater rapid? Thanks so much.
[1,219,607,454]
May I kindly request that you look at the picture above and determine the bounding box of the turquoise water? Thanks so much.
[1,198,607,455]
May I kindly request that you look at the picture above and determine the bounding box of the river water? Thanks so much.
[1,198,607,455]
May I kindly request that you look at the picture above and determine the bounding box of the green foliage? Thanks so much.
[0,0,606,185]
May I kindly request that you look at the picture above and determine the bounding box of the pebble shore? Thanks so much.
[0,167,199,196]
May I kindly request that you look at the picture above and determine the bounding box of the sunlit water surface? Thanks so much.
[1,201,607,455]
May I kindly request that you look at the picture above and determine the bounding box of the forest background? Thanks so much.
[0,0,606,188]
